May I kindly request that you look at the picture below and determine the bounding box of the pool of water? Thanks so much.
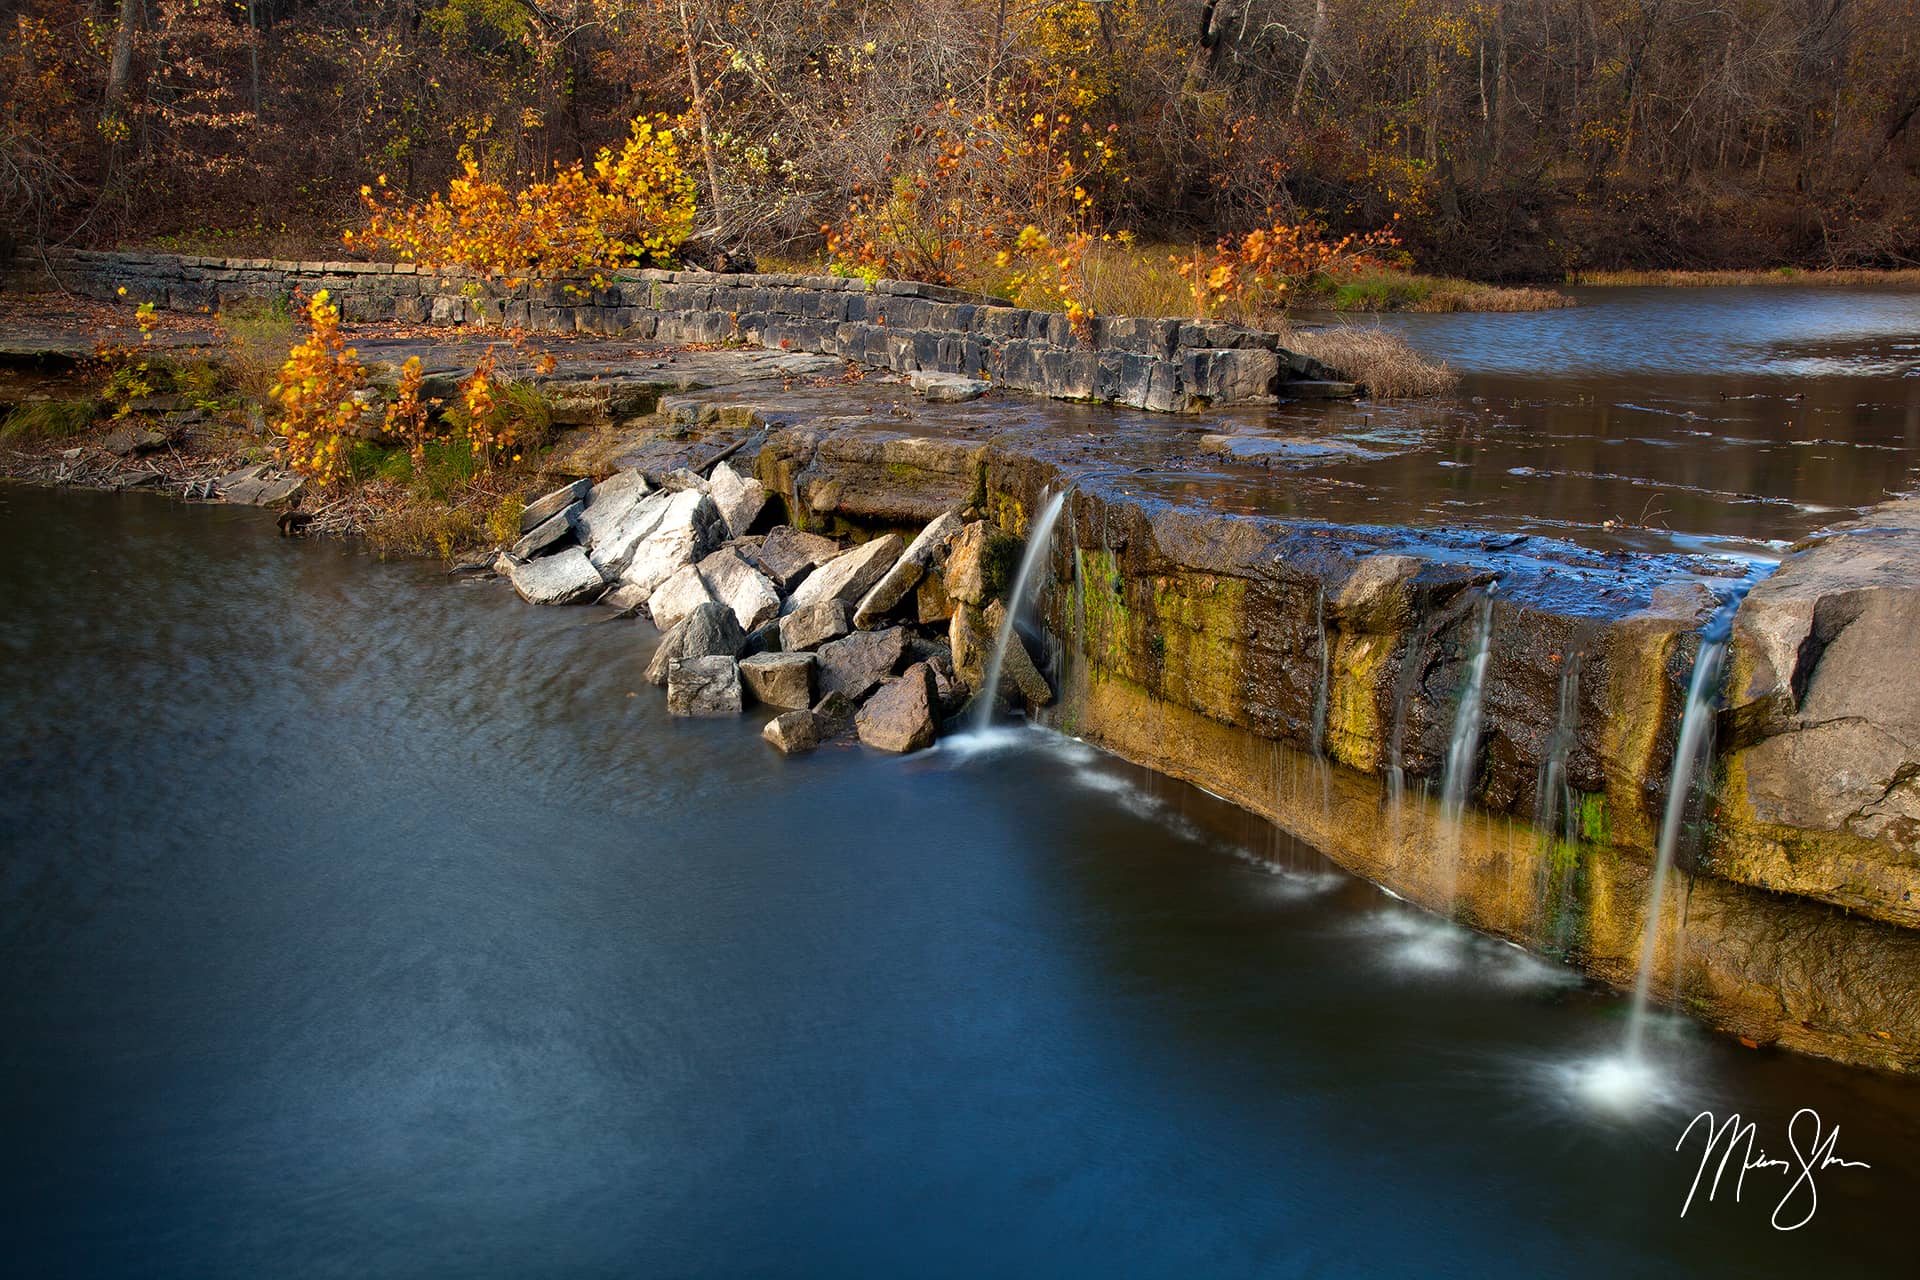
[1194,285,1920,557]
[2,484,1914,1276]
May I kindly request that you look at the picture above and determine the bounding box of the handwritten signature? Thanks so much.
[1677,1108,1871,1229]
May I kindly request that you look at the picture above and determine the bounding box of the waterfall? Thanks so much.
[1533,654,1583,948]
[972,489,1069,731]
[1440,589,1497,819]
[1623,611,1734,1062]
[1309,585,1330,758]
[1433,587,1497,909]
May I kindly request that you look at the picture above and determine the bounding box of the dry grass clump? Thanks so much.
[1571,267,1920,287]
[217,298,297,401]
[1281,324,1460,398]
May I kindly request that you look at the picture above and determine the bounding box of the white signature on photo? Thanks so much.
[1676,1108,1871,1229]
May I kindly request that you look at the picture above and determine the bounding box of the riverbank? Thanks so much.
[1571,267,1920,288]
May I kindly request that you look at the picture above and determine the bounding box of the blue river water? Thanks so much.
[1,483,1914,1277]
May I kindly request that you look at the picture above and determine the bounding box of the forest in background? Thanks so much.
[5,0,1918,279]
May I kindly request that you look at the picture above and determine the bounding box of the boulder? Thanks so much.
[855,663,939,753]
[708,460,768,539]
[811,690,858,736]
[104,426,172,457]
[815,626,908,701]
[928,653,969,717]
[950,601,1051,709]
[982,598,1054,709]
[916,567,957,624]
[575,469,650,546]
[784,533,904,615]
[648,563,717,631]
[854,510,963,629]
[508,545,604,606]
[601,581,649,614]
[645,601,747,685]
[585,488,672,577]
[510,500,581,559]
[762,710,821,754]
[666,655,742,716]
[779,599,853,652]
[697,546,781,632]
[944,521,994,605]
[520,477,592,532]
[756,525,844,591]
[739,651,817,710]
[619,489,728,594]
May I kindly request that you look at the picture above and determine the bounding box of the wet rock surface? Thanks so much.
[666,655,742,716]
[507,546,603,606]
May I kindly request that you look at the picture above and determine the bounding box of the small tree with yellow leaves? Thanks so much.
[269,290,366,486]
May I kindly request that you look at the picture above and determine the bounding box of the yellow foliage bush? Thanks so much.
[268,290,366,486]
[349,115,697,287]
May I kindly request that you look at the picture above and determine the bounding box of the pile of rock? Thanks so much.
[491,465,1055,754]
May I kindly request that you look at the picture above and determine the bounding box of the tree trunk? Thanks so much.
[106,0,140,105]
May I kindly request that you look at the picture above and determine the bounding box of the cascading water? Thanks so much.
[1385,628,1430,807]
[1309,585,1330,759]
[1533,655,1583,949]
[972,489,1069,731]
[1432,587,1497,908]
[1622,601,1739,1062]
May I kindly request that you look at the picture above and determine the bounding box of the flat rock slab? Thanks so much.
[521,477,592,532]
[784,533,904,615]
[575,469,650,546]
[855,663,938,752]
[908,371,990,403]
[666,655,742,716]
[855,510,962,629]
[509,545,604,605]
[739,651,817,709]
[816,626,907,701]
[217,464,304,507]
[756,526,843,590]
[1283,380,1361,399]
[510,500,582,559]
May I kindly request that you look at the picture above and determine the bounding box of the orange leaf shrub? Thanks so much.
[1176,218,1403,322]
[349,116,697,288]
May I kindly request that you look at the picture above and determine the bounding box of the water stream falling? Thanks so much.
[1309,586,1330,759]
[1622,605,1737,1062]
[1432,587,1498,908]
[1531,655,1584,945]
[972,489,1069,732]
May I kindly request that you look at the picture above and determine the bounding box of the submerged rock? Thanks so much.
[666,655,742,716]
[784,533,904,615]
[816,626,908,701]
[855,663,939,752]
[761,709,821,754]
[739,651,817,710]
[779,599,853,652]
[520,477,592,532]
[645,601,747,685]
[508,545,604,606]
